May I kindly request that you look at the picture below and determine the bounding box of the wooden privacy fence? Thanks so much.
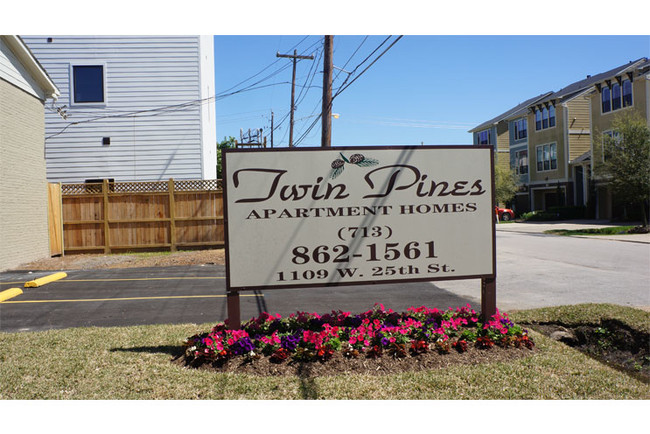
[57,179,224,254]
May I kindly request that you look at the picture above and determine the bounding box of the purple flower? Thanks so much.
[231,337,255,355]
[380,337,390,346]
[281,334,301,351]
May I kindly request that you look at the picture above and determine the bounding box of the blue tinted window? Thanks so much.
[549,105,555,127]
[622,80,632,107]
[542,107,548,129]
[477,130,491,145]
[73,65,104,103]
[611,82,621,111]
[601,86,611,113]
[535,109,542,130]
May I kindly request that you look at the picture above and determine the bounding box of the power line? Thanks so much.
[293,36,404,147]
[333,36,402,99]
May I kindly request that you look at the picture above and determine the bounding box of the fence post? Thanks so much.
[102,179,111,254]
[168,178,176,252]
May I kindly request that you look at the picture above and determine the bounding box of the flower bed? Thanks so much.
[183,304,534,368]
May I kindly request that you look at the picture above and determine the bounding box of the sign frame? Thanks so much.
[223,146,497,328]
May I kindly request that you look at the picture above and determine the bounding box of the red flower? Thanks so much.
[452,340,468,353]
[410,340,428,354]
[476,336,494,349]
[270,348,290,363]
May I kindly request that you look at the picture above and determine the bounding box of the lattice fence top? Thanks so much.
[61,179,222,195]
[174,179,222,191]
[61,183,103,195]
[112,181,169,193]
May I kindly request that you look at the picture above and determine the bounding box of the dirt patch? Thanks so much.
[523,319,650,383]
[14,249,226,271]
[173,345,534,377]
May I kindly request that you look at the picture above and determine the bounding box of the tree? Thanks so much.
[494,165,518,207]
[596,112,650,227]
[217,136,236,179]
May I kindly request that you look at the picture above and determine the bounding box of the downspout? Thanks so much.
[646,74,650,127]
[562,101,570,206]
[588,91,595,215]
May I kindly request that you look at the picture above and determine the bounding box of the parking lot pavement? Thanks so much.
[0,266,230,332]
[0,265,476,333]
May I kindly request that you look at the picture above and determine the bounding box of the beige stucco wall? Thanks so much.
[0,78,50,271]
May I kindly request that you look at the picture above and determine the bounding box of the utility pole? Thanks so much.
[276,49,314,147]
[270,110,274,148]
[321,35,333,148]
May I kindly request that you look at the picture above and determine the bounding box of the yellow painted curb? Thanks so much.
[24,272,67,288]
[0,288,23,303]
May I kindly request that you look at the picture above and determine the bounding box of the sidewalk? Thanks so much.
[495,219,650,244]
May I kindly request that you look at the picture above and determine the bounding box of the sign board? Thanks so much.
[223,146,495,295]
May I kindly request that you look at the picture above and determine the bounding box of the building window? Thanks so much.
[534,104,555,131]
[536,143,557,172]
[515,150,528,175]
[72,65,105,103]
[602,86,611,113]
[549,104,556,128]
[602,130,622,162]
[514,118,527,140]
[611,82,621,111]
[602,79,632,113]
[622,79,633,107]
[477,129,491,145]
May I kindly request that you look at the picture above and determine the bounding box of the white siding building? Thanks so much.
[22,36,216,182]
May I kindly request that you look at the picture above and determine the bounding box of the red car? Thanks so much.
[495,206,515,221]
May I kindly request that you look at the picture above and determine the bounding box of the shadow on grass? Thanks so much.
[110,345,184,359]
[297,362,318,399]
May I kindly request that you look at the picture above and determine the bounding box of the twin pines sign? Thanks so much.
[223,146,496,328]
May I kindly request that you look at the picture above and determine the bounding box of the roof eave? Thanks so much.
[2,36,60,100]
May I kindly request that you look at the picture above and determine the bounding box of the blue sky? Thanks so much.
[7,2,650,149]
[214,35,650,147]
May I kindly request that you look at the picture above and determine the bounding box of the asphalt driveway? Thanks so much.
[0,265,474,333]
[2,221,648,333]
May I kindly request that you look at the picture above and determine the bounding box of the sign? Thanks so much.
[223,146,495,294]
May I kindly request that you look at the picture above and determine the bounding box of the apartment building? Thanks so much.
[471,57,649,219]
[469,93,552,213]
[588,58,649,219]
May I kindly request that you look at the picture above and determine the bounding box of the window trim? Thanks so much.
[534,105,556,132]
[535,142,558,173]
[601,78,633,115]
[611,82,622,111]
[602,130,621,162]
[622,79,633,108]
[477,129,492,145]
[514,149,528,175]
[513,118,527,141]
[69,62,107,107]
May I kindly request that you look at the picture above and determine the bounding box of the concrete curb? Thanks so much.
[24,272,67,288]
[0,288,23,303]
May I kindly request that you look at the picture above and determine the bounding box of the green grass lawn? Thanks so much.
[544,226,637,236]
[1,304,648,399]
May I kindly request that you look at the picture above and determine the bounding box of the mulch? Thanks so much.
[173,346,535,377]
